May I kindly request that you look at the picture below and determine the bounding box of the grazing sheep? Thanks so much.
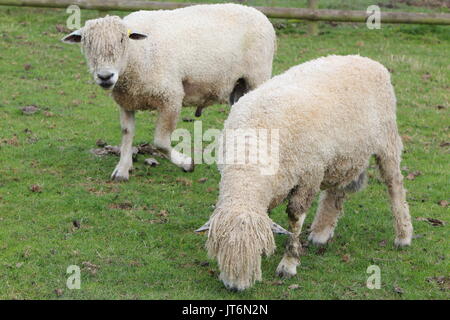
[62,4,276,180]
[197,55,413,291]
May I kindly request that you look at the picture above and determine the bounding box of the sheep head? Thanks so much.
[62,16,147,90]
[196,212,291,291]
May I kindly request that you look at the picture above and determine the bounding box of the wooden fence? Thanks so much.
[1,0,450,25]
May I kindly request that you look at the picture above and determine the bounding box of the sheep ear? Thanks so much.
[128,31,147,40]
[195,219,292,235]
[62,29,82,44]
[195,220,210,233]
[271,222,292,235]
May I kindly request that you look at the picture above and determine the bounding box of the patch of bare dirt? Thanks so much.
[109,202,133,210]
[427,276,450,291]
[144,158,159,167]
[416,217,445,226]
[90,142,163,158]
[82,261,99,275]
[21,105,39,115]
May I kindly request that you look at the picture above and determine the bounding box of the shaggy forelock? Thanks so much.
[82,16,128,70]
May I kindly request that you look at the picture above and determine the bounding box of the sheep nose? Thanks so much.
[97,71,114,81]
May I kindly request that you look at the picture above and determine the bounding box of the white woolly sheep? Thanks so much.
[62,4,276,180]
[197,55,413,291]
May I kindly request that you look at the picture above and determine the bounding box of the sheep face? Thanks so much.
[62,16,147,90]
[200,210,278,291]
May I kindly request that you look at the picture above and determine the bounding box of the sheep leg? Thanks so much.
[154,105,194,172]
[276,187,315,278]
[376,153,413,247]
[229,78,248,105]
[308,189,346,245]
[111,108,135,181]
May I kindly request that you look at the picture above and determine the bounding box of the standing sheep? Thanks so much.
[62,4,276,180]
[197,55,413,291]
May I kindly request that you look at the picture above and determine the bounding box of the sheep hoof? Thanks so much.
[276,266,296,279]
[111,167,130,182]
[308,228,334,246]
[195,106,203,117]
[394,236,412,248]
[181,166,194,173]
[276,257,298,278]
[181,159,195,172]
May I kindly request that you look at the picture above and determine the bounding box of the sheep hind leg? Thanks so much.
[276,187,315,278]
[308,189,346,245]
[154,104,194,172]
[228,78,248,106]
[111,108,135,181]
[376,153,413,247]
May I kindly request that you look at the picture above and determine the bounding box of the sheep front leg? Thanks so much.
[154,105,194,172]
[276,187,315,278]
[111,108,135,181]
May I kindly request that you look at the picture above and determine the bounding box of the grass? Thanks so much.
[0,1,449,300]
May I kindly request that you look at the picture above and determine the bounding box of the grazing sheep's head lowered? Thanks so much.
[62,16,147,90]
[196,211,291,291]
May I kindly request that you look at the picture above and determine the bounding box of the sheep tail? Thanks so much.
[206,210,275,291]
